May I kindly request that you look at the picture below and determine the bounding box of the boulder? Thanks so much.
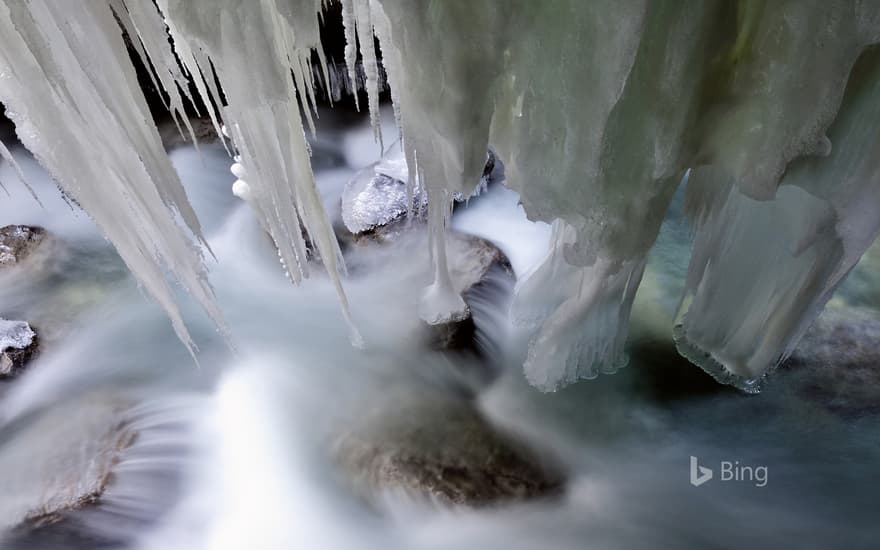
[334,393,563,507]
[0,319,38,378]
[0,394,135,533]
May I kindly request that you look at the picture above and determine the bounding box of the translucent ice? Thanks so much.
[675,48,880,391]
[0,0,226,355]
[157,0,362,345]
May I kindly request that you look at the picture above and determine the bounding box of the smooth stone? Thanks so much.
[0,393,136,533]
[334,393,563,507]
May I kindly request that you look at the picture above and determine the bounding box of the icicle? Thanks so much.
[159,10,228,154]
[369,1,403,144]
[0,0,228,355]
[351,0,383,150]
[340,0,360,111]
[0,138,40,204]
[111,0,199,146]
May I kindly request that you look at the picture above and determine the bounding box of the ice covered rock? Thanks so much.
[0,320,38,378]
[334,392,563,507]
[341,144,498,236]
[0,226,47,268]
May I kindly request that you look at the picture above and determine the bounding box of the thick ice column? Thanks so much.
[158,0,361,344]
[513,222,646,391]
[676,49,880,392]
[495,1,722,390]
[0,0,227,354]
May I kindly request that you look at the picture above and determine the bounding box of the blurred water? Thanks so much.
[0,111,878,550]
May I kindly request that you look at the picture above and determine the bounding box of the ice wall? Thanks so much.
[362,0,880,391]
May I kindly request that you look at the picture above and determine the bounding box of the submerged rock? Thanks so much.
[341,145,499,237]
[0,319,38,378]
[0,225,47,267]
[0,394,135,533]
[782,309,880,417]
[334,394,563,507]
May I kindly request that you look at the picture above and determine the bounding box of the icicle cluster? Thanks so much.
[0,0,226,356]
[1,0,879,392]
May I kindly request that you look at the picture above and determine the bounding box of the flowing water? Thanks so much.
[0,110,878,550]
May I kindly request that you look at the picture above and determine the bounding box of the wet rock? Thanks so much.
[423,233,513,354]
[0,319,38,378]
[0,225,47,267]
[0,394,135,532]
[782,308,880,416]
[340,145,499,237]
[334,394,563,507]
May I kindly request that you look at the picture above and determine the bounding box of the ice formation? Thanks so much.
[0,0,225,356]
[1,0,879,392]
[675,47,880,391]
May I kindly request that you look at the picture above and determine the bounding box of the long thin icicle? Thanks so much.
[111,0,199,146]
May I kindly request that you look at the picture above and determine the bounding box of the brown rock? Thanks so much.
[334,394,563,507]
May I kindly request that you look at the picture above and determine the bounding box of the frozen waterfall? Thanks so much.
[1,0,879,392]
